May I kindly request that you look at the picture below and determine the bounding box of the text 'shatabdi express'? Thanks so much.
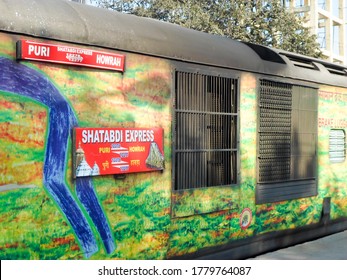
[81,129,155,144]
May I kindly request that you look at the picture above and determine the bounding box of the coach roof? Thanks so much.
[0,0,346,86]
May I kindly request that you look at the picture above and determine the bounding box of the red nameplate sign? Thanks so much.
[73,128,164,177]
[16,40,125,72]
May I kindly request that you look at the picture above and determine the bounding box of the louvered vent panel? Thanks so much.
[258,80,292,183]
[329,129,346,163]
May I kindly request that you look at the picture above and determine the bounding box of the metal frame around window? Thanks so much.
[172,69,239,191]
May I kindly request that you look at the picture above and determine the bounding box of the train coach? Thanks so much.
[0,0,347,260]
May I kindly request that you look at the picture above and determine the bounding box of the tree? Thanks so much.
[90,0,322,58]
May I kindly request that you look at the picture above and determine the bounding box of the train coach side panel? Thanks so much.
[0,33,172,259]
[167,72,258,258]
[254,83,347,236]
[317,86,347,220]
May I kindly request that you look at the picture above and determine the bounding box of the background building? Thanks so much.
[70,0,86,4]
[284,0,347,64]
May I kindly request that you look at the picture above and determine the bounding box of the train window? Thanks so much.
[173,71,238,191]
[257,80,318,204]
[329,129,346,163]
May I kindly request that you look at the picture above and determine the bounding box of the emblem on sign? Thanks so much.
[240,208,252,230]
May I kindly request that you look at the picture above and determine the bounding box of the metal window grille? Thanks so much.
[173,71,238,191]
[329,129,346,163]
[257,80,318,204]
[258,80,292,183]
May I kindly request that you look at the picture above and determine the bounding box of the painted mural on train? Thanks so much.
[0,33,172,259]
[1,29,347,260]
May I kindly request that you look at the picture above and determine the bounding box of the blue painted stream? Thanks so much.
[0,58,115,257]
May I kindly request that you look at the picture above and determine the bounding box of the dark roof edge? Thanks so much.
[0,0,346,87]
